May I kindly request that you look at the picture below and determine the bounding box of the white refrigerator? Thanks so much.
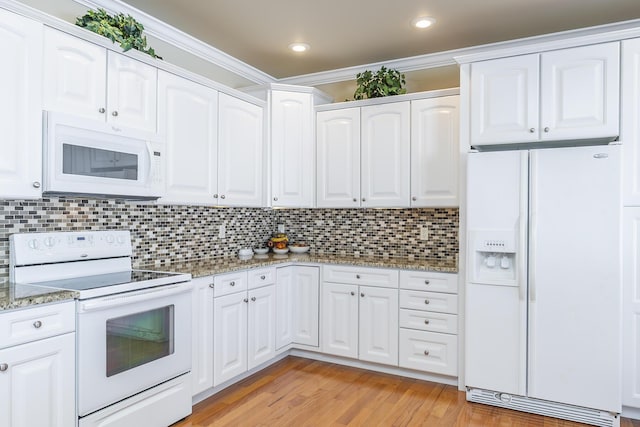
[465,144,622,425]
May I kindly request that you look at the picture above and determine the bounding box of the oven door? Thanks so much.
[76,282,191,417]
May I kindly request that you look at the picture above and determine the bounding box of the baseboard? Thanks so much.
[622,406,640,420]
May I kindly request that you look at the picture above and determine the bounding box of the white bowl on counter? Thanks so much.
[238,248,253,257]
[273,248,289,254]
[289,246,310,254]
[253,247,269,255]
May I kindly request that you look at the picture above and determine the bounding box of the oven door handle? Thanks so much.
[78,282,191,313]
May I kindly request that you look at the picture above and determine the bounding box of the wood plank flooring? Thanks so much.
[173,356,640,427]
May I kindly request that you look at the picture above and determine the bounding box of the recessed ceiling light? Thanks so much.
[289,43,310,53]
[412,16,436,29]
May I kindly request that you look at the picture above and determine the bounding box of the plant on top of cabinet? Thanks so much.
[76,8,162,59]
[353,66,406,100]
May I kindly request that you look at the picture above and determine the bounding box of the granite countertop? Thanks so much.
[142,253,458,279]
[0,278,78,312]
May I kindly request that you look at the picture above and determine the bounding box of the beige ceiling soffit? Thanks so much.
[73,0,276,85]
[280,18,640,87]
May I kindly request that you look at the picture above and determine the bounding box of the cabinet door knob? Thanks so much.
[423,350,430,356]
[230,281,235,286]
[98,107,106,114]
[544,127,550,132]
[353,198,357,202]
[243,298,248,303]
[33,320,42,329]
[260,275,266,280]
[424,319,430,325]
[529,128,535,133]
[412,196,417,201]
[213,194,219,198]
[350,291,355,296]
[0,363,7,372]
[32,181,41,189]
[209,283,214,288]
[111,110,119,117]
[251,296,256,302]
[356,275,361,279]
[424,280,430,285]
[362,198,366,202]
[424,299,430,305]
[221,195,226,199]
[360,292,365,297]
[273,197,278,201]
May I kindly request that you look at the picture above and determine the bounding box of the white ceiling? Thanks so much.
[120,0,640,79]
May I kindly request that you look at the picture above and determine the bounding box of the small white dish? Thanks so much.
[238,248,253,257]
[254,247,269,255]
[289,246,310,254]
[273,248,289,254]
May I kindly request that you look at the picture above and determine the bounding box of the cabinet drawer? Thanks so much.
[399,329,457,376]
[399,290,457,314]
[0,301,75,348]
[248,267,276,289]
[323,265,398,288]
[399,309,457,334]
[400,271,457,294]
[213,271,248,297]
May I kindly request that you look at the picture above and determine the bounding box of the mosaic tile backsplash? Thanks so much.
[0,198,458,278]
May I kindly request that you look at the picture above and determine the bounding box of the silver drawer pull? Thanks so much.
[230,281,235,286]
[360,292,365,297]
[424,280,430,285]
[209,283,214,288]
[260,275,266,280]
[356,275,361,279]
[33,320,42,329]
[424,299,430,305]
[424,319,430,325]
[423,350,430,356]
[243,298,248,303]
[112,110,119,117]
[0,363,7,372]
[350,291,355,296]
[251,297,256,302]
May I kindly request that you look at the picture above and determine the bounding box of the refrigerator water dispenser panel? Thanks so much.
[469,230,518,286]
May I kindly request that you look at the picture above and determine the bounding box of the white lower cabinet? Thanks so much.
[276,266,320,350]
[213,269,275,386]
[321,266,399,365]
[0,302,76,427]
[398,271,458,376]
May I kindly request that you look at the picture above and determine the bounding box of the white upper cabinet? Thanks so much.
[316,108,361,208]
[361,102,410,207]
[218,93,265,207]
[271,91,314,207]
[470,42,619,146]
[622,38,640,206]
[158,70,218,205]
[410,96,460,207]
[0,9,43,199]
[43,27,157,132]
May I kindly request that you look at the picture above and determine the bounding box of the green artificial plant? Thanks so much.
[75,8,162,59]
[353,66,406,100]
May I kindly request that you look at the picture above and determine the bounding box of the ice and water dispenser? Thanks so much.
[468,230,518,286]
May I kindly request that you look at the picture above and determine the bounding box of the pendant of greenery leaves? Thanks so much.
[353,66,406,100]
[76,8,162,59]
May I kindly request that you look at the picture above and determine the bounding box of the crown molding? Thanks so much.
[73,0,276,85]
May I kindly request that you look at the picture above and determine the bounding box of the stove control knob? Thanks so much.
[44,237,55,248]
[106,235,115,244]
[28,239,39,250]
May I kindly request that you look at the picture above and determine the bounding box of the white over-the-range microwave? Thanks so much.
[43,111,164,199]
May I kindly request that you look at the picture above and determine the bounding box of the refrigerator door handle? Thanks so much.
[529,152,538,303]
[518,152,528,301]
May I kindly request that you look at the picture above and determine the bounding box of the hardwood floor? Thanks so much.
[174,356,640,427]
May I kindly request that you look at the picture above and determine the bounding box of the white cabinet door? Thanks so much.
[623,207,640,408]
[316,108,361,208]
[271,91,314,207]
[248,285,276,370]
[43,27,106,121]
[470,54,539,145]
[293,266,320,347]
[540,42,619,141]
[622,38,640,206]
[321,282,358,358]
[0,333,75,427]
[158,71,218,205]
[275,267,294,350]
[213,292,247,386]
[358,286,398,365]
[410,96,460,207]
[218,93,264,207]
[106,51,157,132]
[0,9,43,199]
[361,102,410,207]
[191,277,214,396]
